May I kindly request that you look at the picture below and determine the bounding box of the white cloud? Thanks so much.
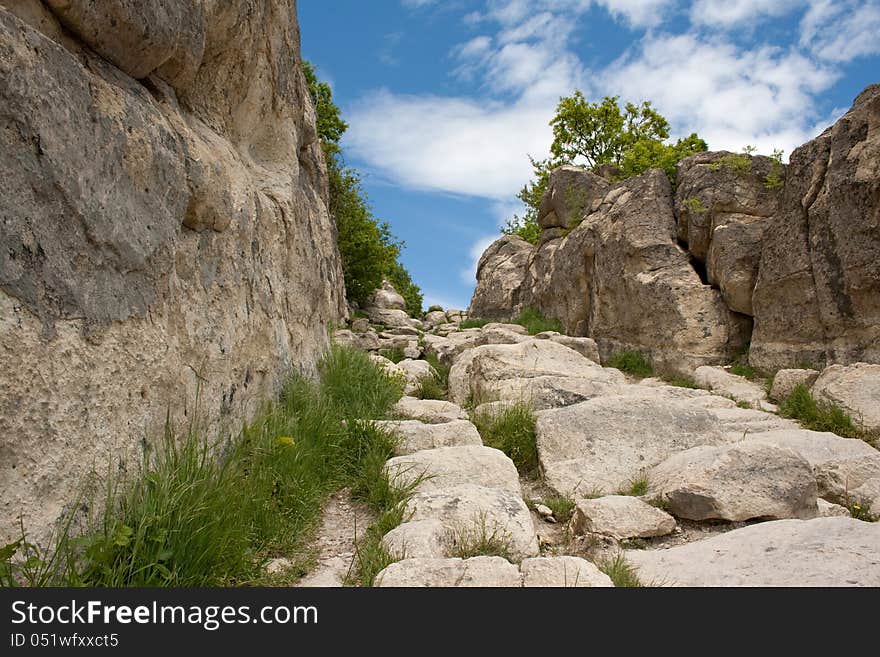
[800,0,880,62]
[597,0,677,28]
[598,33,838,155]
[690,0,801,28]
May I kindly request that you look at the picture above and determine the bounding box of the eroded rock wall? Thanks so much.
[0,0,346,543]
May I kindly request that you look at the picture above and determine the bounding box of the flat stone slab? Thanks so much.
[385,445,522,495]
[626,517,880,586]
[392,397,468,424]
[571,495,676,539]
[648,442,817,522]
[404,484,539,561]
[520,556,613,587]
[381,520,447,560]
[375,556,522,587]
[694,366,768,407]
[375,419,483,456]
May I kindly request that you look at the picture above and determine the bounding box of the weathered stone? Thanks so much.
[458,340,625,410]
[405,484,539,561]
[350,318,371,334]
[364,307,421,330]
[520,556,613,587]
[851,477,880,515]
[538,166,610,229]
[368,354,408,386]
[675,151,783,315]
[747,429,880,503]
[334,329,379,352]
[546,335,601,363]
[811,363,880,432]
[647,442,817,522]
[368,280,406,311]
[395,359,436,395]
[626,517,880,586]
[751,85,880,370]
[424,329,486,365]
[693,366,768,407]
[571,496,676,539]
[536,390,731,498]
[375,419,483,456]
[816,499,850,518]
[769,369,820,402]
[0,3,346,543]
[375,556,522,587]
[392,397,468,424]
[469,235,533,320]
[385,446,522,495]
[380,520,447,560]
[423,310,448,327]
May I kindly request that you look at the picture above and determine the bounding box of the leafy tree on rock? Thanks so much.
[504,93,707,244]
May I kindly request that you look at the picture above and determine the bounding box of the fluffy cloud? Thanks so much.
[690,0,802,28]
[800,0,880,62]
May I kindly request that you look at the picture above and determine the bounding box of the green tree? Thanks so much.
[506,93,708,244]
[304,61,424,315]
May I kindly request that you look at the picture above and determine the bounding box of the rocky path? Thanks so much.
[320,293,880,586]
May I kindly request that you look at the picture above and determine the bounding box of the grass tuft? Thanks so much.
[606,350,653,378]
[458,318,490,330]
[598,553,643,587]
[617,475,649,497]
[448,513,514,561]
[541,495,576,523]
[848,501,877,523]
[413,375,446,401]
[471,403,538,475]
[663,376,699,389]
[513,308,563,335]
[378,347,405,364]
[778,384,875,445]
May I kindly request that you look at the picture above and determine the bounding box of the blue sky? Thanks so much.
[299,0,880,311]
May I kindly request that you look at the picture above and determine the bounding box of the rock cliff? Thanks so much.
[471,84,880,374]
[0,0,346,543]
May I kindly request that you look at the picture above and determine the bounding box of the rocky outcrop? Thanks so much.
[675,151,784,315]
[0,1,346,543]
[751,85,880,370]
[472,168,750,374]
[468,235,532,320]
[810,363,880,432]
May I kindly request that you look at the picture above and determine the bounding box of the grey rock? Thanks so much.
[571,496,676,539]
[374,419,483,456]
[769,369,820,402]
[811,363,880,432]
[375,556,522,587]
[520,556,614,587]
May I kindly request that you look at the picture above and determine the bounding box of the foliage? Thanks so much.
[764,148,785,190]
[427,305,444,313]
[459,318,491,329]
[379,347,405,364]
[507,94,707,241]
[448,513,514,561]
[606,350,654,378]
[664,375,699,389]
[5,346,406,587]
[683,197,707,215]
[778,385,874,445]
[472,403,538,475]
[513,307,564,335]
[618,475,649,497]
[386,260,423,318]
[304,61,423,310]
[541,495,576,523]
[598,553,643,587]
[414,375,446,401]
[848,501,876,522]
[710,149,754,175]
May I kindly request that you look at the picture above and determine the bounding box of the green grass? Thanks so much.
[598,554,643,587]
[778,384,875,445]
[427,305,444,313]
[617,475,649,497]
[459,318,490,329]
[423,353,450,388]
[414,375,446,401]
[448,513,514,561]
[378,347,405,364]
[736,400,752,409]
[664,376,699,389]
[848,501,876,523]
[730,363,760,380]
[606,350,654,378]
[513,308,563,335]
[471,403,538,475]
[2,345,407,587]
[646,496,671,513]
[541,495,576,523]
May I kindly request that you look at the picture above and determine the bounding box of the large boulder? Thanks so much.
[810,363,880,432]
[384,446,522,496]
[375,419,483,456]
[375,556,522,587]
[751,85,880,370]
[453,339,625,410]
[675,151,784,315]
[626,517,880,586]
[469,235,533,321]
[647,442,817,522]
[537,166,610,230]
[520,556,613,587]
[404,484,539,562]
[367,280,406,311]
[0,2,346,544]
[392,397,469,424]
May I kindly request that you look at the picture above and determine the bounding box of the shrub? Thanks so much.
[427,305,444,313]
[513,307,563,335]
[606,350,653,378]
[472,403,538,475]
[386,261,423,318]
[459,318,490,329]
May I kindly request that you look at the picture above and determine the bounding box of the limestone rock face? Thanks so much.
[751,85,880,370]
[675,151,784,315]
[647,442,817,522]
[810,363,880,432]
[468,235,533,320]
[472,168,750,374]
[0,1,346,543]
[537,166,610,229]
[626,517,880,586]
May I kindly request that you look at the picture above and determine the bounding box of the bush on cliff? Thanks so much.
[304,62,423,314]
[504,93,707,244]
